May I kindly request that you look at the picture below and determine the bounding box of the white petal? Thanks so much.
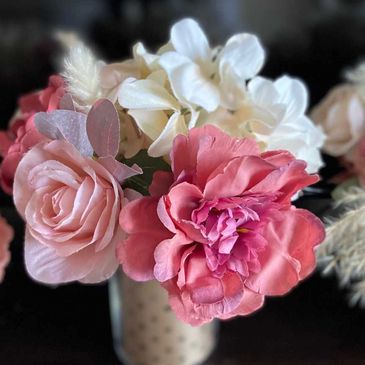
[159,52,220,112]
[170,18,211,63]
[187,107,200,129]
[148,112,188,157]
[219,71,246,110]
[274,76,308,119]
[128,109,168,141]
[248,76,280,106]
[219,33,265,81]
[133,42,159,71]
[147,70,168,86]
[118,78,180,111]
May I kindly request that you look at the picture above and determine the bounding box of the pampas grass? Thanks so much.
[62,40,103,110]
[317,186,365,307]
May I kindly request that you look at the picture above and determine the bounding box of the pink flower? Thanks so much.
[0,215,13,282]
[119,125,325,325]
[13,139,124,284]
[0,75,65,194]
[310,84,365,157]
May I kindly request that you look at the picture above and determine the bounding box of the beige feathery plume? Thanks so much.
[61,37,103,110]
[317,186,365,307]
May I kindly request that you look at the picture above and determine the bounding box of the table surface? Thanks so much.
[1,206,365,365]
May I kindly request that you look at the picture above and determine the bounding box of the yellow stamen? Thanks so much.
[237,227,250,233]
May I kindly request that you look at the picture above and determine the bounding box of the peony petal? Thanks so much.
[117,232,162,282]
[204,155,275,200]
[219,289,265,319]
[171,124,260,187]
[153,231,192,282]
[245,207,324,295]
[248,159,319,204]
[149,171,174,197]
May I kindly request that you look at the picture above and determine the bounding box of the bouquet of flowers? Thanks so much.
[0,18,325,326]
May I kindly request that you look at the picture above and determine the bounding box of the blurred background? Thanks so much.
[1,0,365,364]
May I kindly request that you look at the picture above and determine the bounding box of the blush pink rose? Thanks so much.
[0,215,13,282]
[310,84,365,157]
[0,75,65,194]
[119,125,325,325]
[13,139,123,284]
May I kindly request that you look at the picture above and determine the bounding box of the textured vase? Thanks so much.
[109,270,218,365]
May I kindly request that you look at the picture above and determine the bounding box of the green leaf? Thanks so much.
[122,150,171,195]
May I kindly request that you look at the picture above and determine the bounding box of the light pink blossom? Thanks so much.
[119,125,325,325]
[0,215,13,282]
[13,139,124,284]
[0,75,65,194]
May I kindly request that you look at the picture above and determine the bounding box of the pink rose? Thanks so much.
[0,75,65,194]
[0,215,13,282]
[13,139,123,284]
[310,84,365,157]
[119,125,325,325]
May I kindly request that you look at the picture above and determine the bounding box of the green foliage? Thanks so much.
[122,150,171,196]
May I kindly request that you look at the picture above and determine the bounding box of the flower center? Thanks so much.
[192,197,268,278]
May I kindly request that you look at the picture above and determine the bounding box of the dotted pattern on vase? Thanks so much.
[118,274,216,365]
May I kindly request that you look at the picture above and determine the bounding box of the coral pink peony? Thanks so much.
[119,125,325,325]
[0,75,65,194]
[13,139,123,284]
[0,215,13,282]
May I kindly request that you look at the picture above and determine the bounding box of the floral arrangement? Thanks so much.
[313,62,365,306]
[0,19,325,325]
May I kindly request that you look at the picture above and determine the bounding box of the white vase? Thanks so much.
[109,270,218,365]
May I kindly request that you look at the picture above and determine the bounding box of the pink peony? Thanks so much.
[0,75,65,194]
[119,125,325,325]
[0,215,13,282]
[13,139,124,284]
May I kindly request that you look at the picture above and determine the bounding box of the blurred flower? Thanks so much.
[0,215,13,282]
[0,75,65,194]
[311,84,365,157]
[119,125,325,325]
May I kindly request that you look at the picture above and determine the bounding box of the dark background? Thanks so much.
[1,1,365,364]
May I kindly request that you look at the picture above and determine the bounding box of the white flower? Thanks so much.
[200,75,325,173]
[159,18,265,112]
[118,71,197,157]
